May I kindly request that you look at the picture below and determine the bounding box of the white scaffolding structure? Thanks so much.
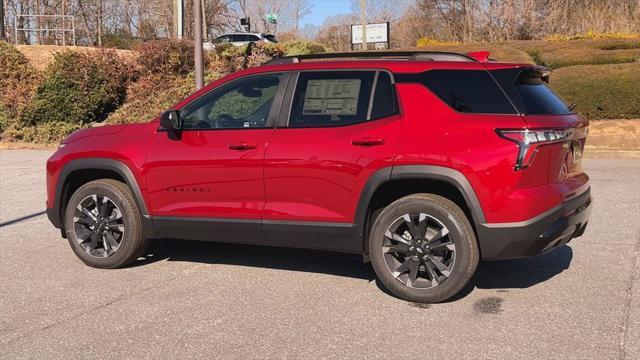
[14,14,76,46]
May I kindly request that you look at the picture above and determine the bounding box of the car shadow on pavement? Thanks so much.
[134,238,377,281]
[446,245,574,301]
[135,238,573,300]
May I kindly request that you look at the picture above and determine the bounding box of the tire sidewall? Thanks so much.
[369,195,477,302]
[64,181,140,268]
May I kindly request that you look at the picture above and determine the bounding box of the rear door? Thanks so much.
[262,70,401,252]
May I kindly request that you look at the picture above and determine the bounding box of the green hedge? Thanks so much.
[19,50,134,126]
[0,41,40,121]
[551,62,640,119]
[511,38,640,68]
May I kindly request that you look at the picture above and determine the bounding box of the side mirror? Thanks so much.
[160,110,182,139]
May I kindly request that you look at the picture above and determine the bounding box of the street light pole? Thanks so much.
[193,0,204,90]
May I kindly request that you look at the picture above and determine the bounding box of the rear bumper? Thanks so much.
[478,188,592,260]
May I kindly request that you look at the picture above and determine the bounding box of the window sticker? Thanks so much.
[303,79,361,115]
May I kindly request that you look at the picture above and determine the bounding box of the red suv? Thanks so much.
[46,51,592,303]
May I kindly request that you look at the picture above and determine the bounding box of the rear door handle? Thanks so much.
[228,142,258,150]
[351,138,385,147]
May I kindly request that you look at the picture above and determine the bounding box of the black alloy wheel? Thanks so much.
[369,194,479,303]
[73,194,125,258]
[382,213,455,289]
[64,179,147,268]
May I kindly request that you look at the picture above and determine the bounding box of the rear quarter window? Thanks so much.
[491,68,571,115]
[397,70,516,114]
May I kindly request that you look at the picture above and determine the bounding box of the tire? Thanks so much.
[369,194,479,303]
[64,179,147,268]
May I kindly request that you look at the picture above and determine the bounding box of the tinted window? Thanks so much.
[264,34,278,43]
[370,72,398,119]
[233,34,259,42]
[214,35,231,43]
[399,70,516,114]
[181,74,281,129]
[491,68,571,115]
[289,71,375,127]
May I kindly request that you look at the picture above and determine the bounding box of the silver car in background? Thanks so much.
[203,32,278,51]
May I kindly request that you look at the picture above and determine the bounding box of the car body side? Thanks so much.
[46,59,591,260]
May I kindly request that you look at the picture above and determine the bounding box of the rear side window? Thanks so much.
[289,71,375,127]
[397,70,516,114]
[492,68,571,115]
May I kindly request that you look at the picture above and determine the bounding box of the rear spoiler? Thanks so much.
[467,51,551,83]
[466,51,492,62]
[528,65,552,83]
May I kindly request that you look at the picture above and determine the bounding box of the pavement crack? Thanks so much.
[619,232,640,360]
[5,264,207,345]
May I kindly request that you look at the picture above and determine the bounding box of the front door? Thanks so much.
[145,72,286,243]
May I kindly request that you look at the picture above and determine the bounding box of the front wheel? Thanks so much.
[369,194,479,303]
[64,179,147,268]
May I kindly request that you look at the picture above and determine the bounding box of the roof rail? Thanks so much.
[262,51,477,66]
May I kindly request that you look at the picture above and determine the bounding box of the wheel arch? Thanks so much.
[54,158,149,236]
[355,165,485,259]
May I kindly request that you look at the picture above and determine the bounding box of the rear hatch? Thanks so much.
[491,66,589,194]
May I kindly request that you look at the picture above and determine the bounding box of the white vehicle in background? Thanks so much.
[203,32,278,51]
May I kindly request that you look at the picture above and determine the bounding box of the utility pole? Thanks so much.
[0,0,6,42]
[360,0,366,51]
[62,0,66,46]
[174,0,183,38]
[193,0,204,90]
[97,0,103,47]
[200,0,207,41]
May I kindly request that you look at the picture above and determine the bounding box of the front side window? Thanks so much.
[181,74,281,129]
[289,71,376,127]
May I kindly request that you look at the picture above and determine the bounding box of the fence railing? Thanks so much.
[14,14,75,46]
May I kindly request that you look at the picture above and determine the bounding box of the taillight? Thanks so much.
[497,128,574,170]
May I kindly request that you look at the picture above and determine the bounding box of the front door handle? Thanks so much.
[228,142,258,150]
[351,138,385,147]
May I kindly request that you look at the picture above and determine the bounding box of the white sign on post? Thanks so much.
[351,22,389,45]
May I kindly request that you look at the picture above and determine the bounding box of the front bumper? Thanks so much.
[47,207,62,229]
[478,188,592,260]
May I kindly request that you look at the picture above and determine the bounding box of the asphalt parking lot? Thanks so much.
[1,150,638,359]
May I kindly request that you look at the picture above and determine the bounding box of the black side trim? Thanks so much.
[151,216,360,253]
[52,158,152,236]
[262,220,360,253]
[47,207,62,229]
[353,167,393,238]
[353,165,485,257]
[389,165,486,225]
[152,216,266,244]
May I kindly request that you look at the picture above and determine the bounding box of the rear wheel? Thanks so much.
[369,194,478,303]
[64,179,147,268]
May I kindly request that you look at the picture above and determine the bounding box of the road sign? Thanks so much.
[351,22,389,45]
[266,13,277,24]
